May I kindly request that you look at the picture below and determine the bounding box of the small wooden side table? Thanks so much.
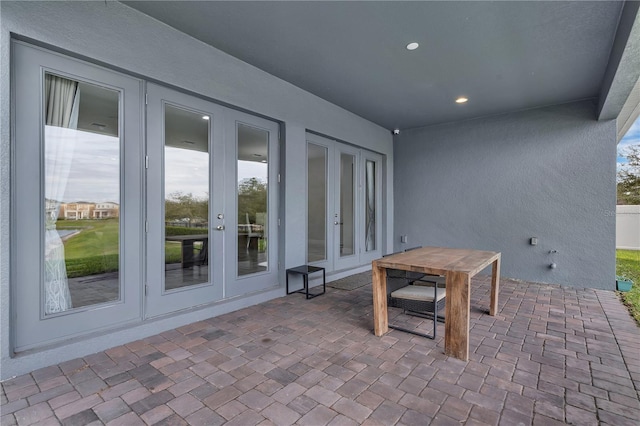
[286,265,326,299]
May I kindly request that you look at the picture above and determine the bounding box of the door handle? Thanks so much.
[215,225,225,231]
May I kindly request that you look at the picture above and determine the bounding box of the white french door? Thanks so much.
[224,110,280,297]
[145,84,225,317]
[146,85,279,318]
[333,145,361,270]
[306,133,383,273]
[12,42,144,350]
[11,42,281,350]
[360,150,384,265]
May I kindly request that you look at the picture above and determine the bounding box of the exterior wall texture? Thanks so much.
[0,1,393,379]
[393,100,617,289]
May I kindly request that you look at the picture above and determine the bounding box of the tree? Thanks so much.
[165,192,209,224]
[238,178,267,224]
[617,144,640,205]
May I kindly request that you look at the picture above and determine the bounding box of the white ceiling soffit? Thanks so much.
[596,1,640,142]
[124,1,628,131]
[617,78,640,143]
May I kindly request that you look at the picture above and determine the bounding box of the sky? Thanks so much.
[46,127,120,203]
[46,126,268,204]
[618,116,640,172]
[165,146,267,199]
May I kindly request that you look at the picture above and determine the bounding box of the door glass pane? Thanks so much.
[164,104,210,290]
[365,160,376,252]
[340,153,355,257]
[307,144,327,262]
[237,123,268,276]
[43,73,120,314]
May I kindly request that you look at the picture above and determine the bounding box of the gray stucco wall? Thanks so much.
[393,100,617,289]
[0,1,393,379]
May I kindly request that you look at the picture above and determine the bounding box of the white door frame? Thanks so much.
[305,133,384,273]
[224,109,280,298]
[145,83,226,318]
[12,41,144,350]
[146,85,280,317]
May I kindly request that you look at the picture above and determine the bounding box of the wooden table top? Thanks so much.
[373,246,500,276]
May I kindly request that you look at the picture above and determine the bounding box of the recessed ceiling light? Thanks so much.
[202,115,210,120]
[406,42,419,51]
[455,97,468,104]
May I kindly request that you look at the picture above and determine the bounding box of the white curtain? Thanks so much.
[365,160,376,251]
[44,74,79,314]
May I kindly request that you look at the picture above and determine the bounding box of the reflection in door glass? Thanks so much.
[237,123,268,276]
[340,153,355,257]
[365,160,376,252]
[43,73,121,314]
[307,144,327,262]
[164,105,210,290]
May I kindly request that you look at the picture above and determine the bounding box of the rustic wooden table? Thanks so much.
[372,247,501,361]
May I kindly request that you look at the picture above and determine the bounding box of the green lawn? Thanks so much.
[58,219,185,277]
[59,219,119,259]
[617,249,640,325]
[57,219,118,277]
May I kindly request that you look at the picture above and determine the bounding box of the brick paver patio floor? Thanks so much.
[2,276,639,425]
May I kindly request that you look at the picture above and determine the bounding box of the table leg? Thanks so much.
[372,262,388,336]
[322,268,326,295]
[182,240,194,268]
[445,271,471,361]
[490,255,501,316]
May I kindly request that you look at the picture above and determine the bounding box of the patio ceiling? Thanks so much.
[124,1,640,132]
